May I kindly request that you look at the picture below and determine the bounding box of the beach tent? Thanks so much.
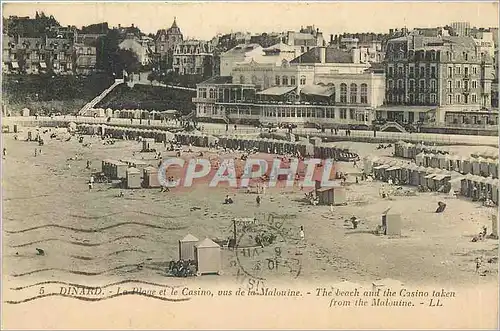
[195,238,222,275]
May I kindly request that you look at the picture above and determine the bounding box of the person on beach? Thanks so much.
[299,226,305,240]
[256,195,261,206]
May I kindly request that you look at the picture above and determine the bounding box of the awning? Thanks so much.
[374,164,390,170]
[11,62,19,69]
[424,174,436,179]
[432,175,447,181]
[39,63,47,68]
[257,86,296,96]
[300,85,335,97]
[386,166,401,171]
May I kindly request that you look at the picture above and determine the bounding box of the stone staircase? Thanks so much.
[379,121,407,133]
[78,79,125,116]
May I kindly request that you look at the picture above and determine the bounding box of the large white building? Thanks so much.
[219,44,263,76]
[193,46,385,127]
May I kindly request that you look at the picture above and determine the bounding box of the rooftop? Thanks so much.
[290,47,353,64]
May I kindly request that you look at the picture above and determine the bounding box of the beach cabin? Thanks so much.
[479,158,490,177]
[316,186,346,205]
[195,238,222,275]
[373,164,391,181]
[143,166,161,188]
[386,165,402,183]
[381,209,402,236]
[491,180,499,205]
[126,167,141,189]
[102,159,128,179]
[431,171,452,192]
[142,138,155,152]
[488,160,498,179]
[179,234,199,261]
[460,157,473,175]
[436,154,447,169]
[394,141,405,158]
[471,158,481,176]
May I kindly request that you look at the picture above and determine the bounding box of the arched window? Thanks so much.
[340,83,347,103]
[251,75,258,85]
[282,76,288,86]
[388,79,394,89]
[290,76,296,86]
[350,83,357,103]
[209,88,215,99]
[360,84,368,104]
[275,76,281,86]
[397,79,404,89]
[240,75,245,84]
[300,76,306,85]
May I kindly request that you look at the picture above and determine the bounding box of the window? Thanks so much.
[448,67,453,78]
[251,75,258,85]
[240,75,245,84]
[340,108,347,119]
[430,79,436,92]
[300,76,306,85]
[464,67,469,77]
[301,46,305,53]
[419,79,425,92]
[431,66,436,78]
[455,94,461,103]
[349,109,355,119]
[464,95,469,104]
[430,94,436,104]
[420,66,425,77]
[397,67,403,76]
[397,80,404,89]
[409,80,415,91]
[282,76,288,86]
[275,76,280,85]
[340,83,347,103]
[290,76,296,85]
[456,80,461,89]
[160,45,164,51]
[448,80,452,90]
[388,66,394,77]
[419,93,425,103]
[472,81,477,89]
[455,66,461,75]
[448,95,453,104]
[350,83,357,103]
[209,88,215,99]
[472,94,477,103]
[472,66,477,75]
[409,66,414,77]
[360,84,368,104]
[388,79,394,89]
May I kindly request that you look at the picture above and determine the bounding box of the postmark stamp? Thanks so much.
[231,213,302,285]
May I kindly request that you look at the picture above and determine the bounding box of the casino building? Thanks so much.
[192,44,385,127]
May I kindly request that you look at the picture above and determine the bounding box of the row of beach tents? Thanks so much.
[364,156,499,205]
[414,152,498,179]
[90,108,178,119]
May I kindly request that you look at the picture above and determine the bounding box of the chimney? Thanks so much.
[330,34,334,44]
[351,47,360,64]
[319,46,326,64]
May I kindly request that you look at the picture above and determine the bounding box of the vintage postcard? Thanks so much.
[1,1,499,329]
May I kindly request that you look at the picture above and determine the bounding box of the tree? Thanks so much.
[111,49,140,76]
[96,29,120,74]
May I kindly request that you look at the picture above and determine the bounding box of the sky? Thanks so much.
[2,2,499,40]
